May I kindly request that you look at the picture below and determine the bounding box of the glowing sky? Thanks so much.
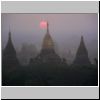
[1,14,98,62]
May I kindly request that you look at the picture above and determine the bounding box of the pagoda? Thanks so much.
[30,22,63,65]
[73,36,91,65]
[2,30,20,72]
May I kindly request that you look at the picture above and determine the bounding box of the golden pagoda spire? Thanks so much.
[47,21,49,33]
[42,21,54,50]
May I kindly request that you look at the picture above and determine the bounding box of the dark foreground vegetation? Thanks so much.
[2,64,98,86]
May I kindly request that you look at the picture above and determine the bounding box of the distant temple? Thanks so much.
[2,30,20,72]
[30,22,65,65]
[73,36,91,65]
[18,43,37,66]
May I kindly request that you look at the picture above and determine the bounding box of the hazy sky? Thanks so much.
[1,13,98,62]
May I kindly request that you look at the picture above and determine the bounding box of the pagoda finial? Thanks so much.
[8,26,12,41]
[81,35,84,41]
[47,21,49,27]
[47,21,49,33]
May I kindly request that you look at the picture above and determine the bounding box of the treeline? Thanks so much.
[2,63,98,86]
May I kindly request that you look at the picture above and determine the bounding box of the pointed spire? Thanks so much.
[7,26,13,46]
[73,36,90,65]
[46,21,49,34]
[47,21,49,27]
[3,27,20,69]
[42,21,54,50]
[76,35,88,55]
[3,28,16,55]
[80,35,84,44]
[8,29,11,41]
[81,35,83,41]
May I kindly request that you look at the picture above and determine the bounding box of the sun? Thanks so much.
[40,21,47,29]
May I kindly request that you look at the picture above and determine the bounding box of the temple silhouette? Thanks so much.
[73,36,91,65]
[2,23,91,68]
[2,30,20,72]
[2,22,98,86]
[29,22,65,65]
